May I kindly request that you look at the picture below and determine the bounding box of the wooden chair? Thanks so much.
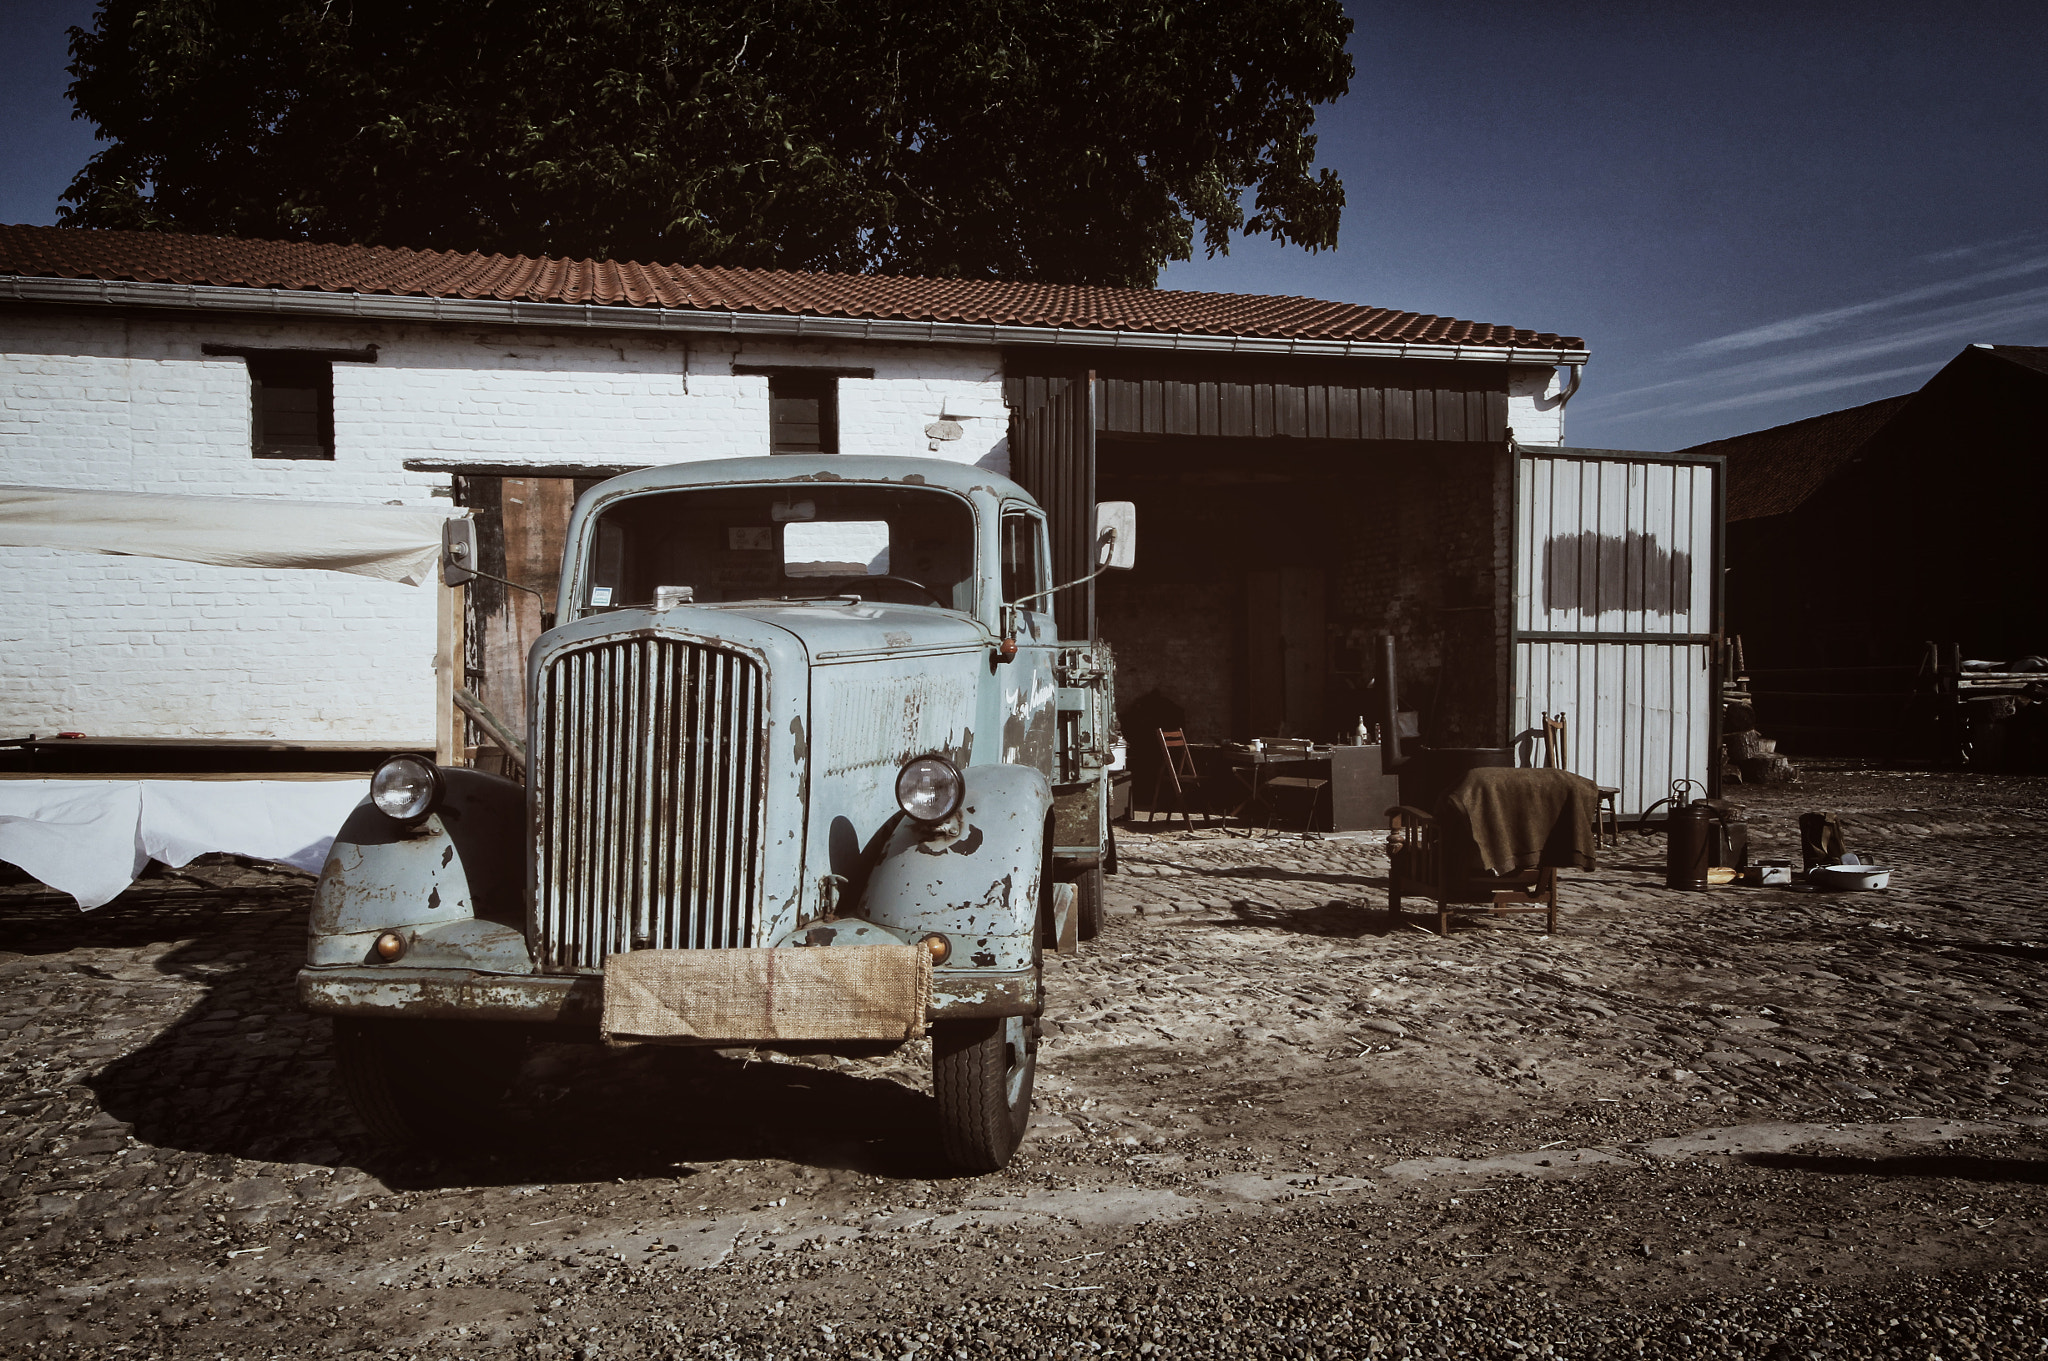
[1543,712,1620,847]
[1386,805,1559,936]
[1147,729,1208,831]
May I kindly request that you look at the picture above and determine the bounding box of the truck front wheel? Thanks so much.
[333,1017,528,1146]
[932,1013,1038,1172]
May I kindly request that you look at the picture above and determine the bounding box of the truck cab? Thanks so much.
[299,456,1126,1171]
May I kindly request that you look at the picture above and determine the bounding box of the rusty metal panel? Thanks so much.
[534,635,766,970]
[1514,449,1724,815]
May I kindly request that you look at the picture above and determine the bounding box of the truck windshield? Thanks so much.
[582,484,977,611]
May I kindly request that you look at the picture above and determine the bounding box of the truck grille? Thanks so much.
[534,636,766,971]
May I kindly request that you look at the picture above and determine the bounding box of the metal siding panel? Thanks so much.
[1361,386,1385,440]
[1641,462,1673,635]
[1690,464,1716,623]
[1306,386,1329,440]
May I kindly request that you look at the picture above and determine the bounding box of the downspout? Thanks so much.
[1553,362,1583,412]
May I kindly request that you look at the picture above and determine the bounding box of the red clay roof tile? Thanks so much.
[0,224,1584,352]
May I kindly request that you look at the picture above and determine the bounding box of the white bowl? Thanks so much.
[1812,864,1891,890]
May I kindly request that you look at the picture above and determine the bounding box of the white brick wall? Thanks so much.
[0,309,1008,744]
[1507,364,1572,447]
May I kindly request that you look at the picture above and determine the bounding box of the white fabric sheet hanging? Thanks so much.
[0,485,457,586]
[0,779,369,909]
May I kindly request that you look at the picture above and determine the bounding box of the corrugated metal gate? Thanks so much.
[1512,447,1725,815]
[1004,372,1098,642]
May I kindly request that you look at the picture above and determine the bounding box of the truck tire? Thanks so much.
[333,1017,527,1147]
[932,1012,1038,1173]
[1075,863,1104,941]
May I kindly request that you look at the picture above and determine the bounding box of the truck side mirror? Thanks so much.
[442,517,478,586]
[1094,501,1136,571]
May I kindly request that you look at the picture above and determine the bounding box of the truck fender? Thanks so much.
[853,763,1052,975]
[308,767,530,971]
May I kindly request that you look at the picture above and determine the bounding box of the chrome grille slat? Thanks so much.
[536,637,765,971]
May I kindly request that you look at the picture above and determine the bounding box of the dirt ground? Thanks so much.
[4,760,2048,1358]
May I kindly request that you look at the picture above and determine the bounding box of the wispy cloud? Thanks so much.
[1656,363,1936,420]
[1683,255,2048,357]
[1580,284,2048,421]
[1921,232,2048,266]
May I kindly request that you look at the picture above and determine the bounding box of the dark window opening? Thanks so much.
[768,371,838,454]
[204,343,372,460]
[248,354,333,459]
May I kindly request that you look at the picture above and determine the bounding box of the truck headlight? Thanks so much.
[370,755,442,823]
[895,754,963,822]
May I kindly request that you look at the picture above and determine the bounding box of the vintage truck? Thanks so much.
[297,455,1126,1171]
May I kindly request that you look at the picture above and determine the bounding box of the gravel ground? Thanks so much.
[3,760,2047,1357]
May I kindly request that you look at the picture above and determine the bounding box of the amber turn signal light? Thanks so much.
[373,931,407,962]
[920,932,952,965]
[996,637,1018,661]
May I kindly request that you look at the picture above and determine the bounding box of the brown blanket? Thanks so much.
[1441,767,1600,875]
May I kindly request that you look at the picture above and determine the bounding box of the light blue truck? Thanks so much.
[298,456,1127,1171]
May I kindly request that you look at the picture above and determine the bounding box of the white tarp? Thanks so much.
[0,779,369,909]
[0,485,456,586]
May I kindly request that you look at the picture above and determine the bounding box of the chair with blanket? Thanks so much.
[1386,767,1601,936]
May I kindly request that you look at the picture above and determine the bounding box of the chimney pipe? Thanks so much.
[1377,632,1408,770]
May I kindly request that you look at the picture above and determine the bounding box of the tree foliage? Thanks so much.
[61,0,1351,287]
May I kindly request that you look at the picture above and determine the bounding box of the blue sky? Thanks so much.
[4,0,2044,450]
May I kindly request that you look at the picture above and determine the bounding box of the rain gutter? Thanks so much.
[0,274,1592,367]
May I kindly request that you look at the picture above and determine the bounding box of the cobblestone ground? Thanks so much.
[4,762,2048,1358]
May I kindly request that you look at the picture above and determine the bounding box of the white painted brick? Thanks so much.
[1,310,1010,744]
[1507,365,1571,447]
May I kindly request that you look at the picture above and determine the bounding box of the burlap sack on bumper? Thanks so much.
[602,945,932,1044]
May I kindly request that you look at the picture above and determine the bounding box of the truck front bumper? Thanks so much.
[298,963,1038,1028]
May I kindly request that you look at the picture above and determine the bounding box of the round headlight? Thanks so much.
[370,755,442,822]
[895,754,963,822]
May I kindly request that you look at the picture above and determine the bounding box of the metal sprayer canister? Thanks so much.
[1666,800,1713,890]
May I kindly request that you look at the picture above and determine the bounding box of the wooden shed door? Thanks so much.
[1004,372,1097,643]
[457,476,587,765]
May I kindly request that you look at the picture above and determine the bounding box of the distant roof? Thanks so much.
[1685,394,1915,521]
[0,223,1584,358]
[1983,344,2048,378]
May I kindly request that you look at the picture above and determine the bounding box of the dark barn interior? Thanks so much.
[1005,355,1524,794]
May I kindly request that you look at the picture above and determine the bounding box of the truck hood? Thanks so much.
[581,599,992,664]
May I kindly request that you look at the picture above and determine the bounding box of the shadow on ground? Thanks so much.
[1213,893,1416,939]
[19,891,959,1191]
[1742,1152,2048,1184]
